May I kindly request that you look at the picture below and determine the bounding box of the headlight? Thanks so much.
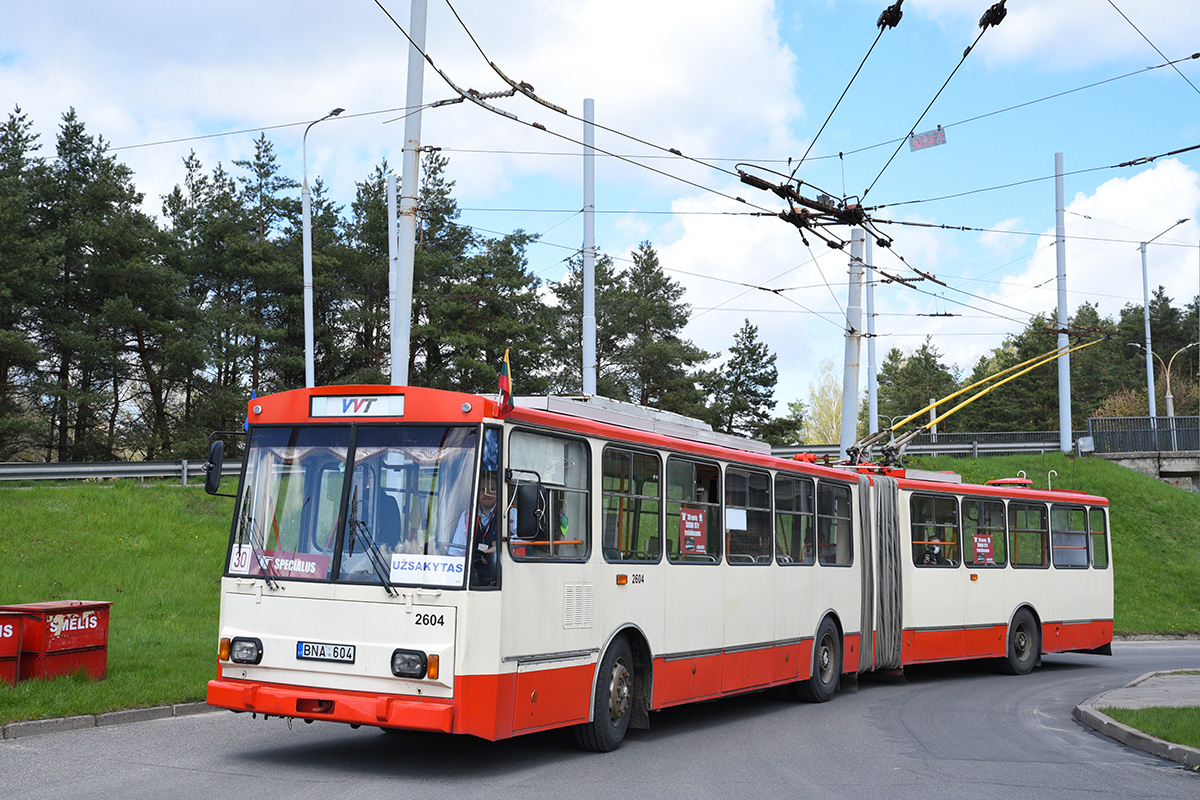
[390,649,427,678]
[230,637,264,664]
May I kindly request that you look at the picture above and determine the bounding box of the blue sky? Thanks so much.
[3,0,1199,413]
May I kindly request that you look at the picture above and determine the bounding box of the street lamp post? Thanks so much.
[302,107,344,389]
[1129,341,1198,450]
[1138,218,1188,430]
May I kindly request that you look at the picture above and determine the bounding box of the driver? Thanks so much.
[449,474,500,586]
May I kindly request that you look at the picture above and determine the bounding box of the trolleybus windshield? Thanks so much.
[224,425,479,588]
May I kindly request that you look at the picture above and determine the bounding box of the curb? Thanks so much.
[2,702,223,740]
[1074,671,1200,770]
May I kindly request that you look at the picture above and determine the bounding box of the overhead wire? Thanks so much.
[789,1,905,178]
[861,0,1009,202]
[373,0,782,222]
[1105,0,1200,97]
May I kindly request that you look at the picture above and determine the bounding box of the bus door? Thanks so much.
[962,497,1008,657]
[500,429,594,661]
[907,493,964,662]
[1049,504,1094,650]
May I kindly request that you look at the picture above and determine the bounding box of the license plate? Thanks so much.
[296,641,356,663]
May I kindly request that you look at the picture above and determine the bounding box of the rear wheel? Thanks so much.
[997,608,1039,675]
[797,617,841,703]
[574,635,633,752]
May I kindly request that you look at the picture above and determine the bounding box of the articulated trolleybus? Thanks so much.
[204,385,1113,751]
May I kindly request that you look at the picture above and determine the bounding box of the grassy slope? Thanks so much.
[0,455,1196,723]
[909,453,1200,635]
[0,481,232,723]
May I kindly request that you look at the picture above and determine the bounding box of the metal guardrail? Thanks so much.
[1087,416,1199,453]
[774,433,1075,461]
[3,420,1193,483]
[0,460,241,485]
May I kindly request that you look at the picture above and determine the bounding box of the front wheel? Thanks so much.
[997,608,1039,675]
[574,635,634,752]
[797,617,841,703]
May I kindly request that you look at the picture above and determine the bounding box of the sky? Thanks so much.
[3,0,1199,421]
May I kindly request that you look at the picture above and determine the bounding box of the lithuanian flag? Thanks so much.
[499,348,513,412]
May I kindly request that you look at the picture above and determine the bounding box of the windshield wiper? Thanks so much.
[239,517,280,590]
[348,486,398,597]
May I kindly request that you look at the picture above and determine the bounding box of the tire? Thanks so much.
[797,617,841,703]
[574,635,634,752]
[997,608,1039,675]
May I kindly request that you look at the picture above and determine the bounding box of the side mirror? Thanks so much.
[513,483,547,540]
[204,440,225,495]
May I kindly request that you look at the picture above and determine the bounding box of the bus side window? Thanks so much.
[775,474,814,565]
[602,447,662,563]
[1051,504,1089,568]
[665,457,721,564]
[507,430,590,561]
[1009,502,1048,567]
[963,498,1005,567]
[1089,507,1109,569]
[911,494,959,567]
[816,481,853,566]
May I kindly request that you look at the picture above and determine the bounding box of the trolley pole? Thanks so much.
[866,236,878,435]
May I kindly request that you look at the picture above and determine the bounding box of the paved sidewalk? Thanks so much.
[1,702,218,740]
[1074,671,1200,769]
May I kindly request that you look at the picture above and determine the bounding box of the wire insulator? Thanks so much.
[979,0,1007,30]
[877,1,904,30]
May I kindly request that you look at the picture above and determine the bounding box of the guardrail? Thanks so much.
[773,433,1076,461]
[1088,416,1199,453]
[0,460,241,485]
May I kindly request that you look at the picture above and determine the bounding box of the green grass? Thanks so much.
[1099,706,1200,750]
[0,480,233,724]
[909,453,1200,636]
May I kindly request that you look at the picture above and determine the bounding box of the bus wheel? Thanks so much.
[574,635,633,752]
[797,617,841,703]
[998,608,1039,675]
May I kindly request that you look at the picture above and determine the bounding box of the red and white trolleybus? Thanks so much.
[204,385,1113,751]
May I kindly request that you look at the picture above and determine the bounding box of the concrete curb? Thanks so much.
[1074,671,1200,770]
[2,703,224,740]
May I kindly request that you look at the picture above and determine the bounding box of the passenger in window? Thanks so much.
[451,474,501,586]
[922,533,950,566]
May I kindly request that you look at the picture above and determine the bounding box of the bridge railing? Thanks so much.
[1087,416,1199,453]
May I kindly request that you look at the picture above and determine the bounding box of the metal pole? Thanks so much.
[839,229,864,458]
[582,99,597,396]
[302,107,343,388]
[387,172,398,375]
[866,236,878,435]
[392,0,428,387]
[1054,153,1072,452]
[1140,241,1157,424]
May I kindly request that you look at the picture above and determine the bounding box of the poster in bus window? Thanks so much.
[973,533,994,565]
[681,507,706,554]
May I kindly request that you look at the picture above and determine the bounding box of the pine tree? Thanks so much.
[705,318,778,438]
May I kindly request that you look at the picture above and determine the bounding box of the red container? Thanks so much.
[0,612,20,685]
[0,601,112,681]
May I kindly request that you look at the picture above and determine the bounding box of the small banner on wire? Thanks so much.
[909,125,946,152]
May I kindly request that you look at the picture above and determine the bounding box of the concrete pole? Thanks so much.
[1055,153,1072,452]
[582,99,597,396]
[392,0,428,387]
[866,236,878,435]
[387,173,398,374]
[1140,241,1157,424]
[839,229,865,458]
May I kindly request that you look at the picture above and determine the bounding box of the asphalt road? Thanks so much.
[2,641,1196,800]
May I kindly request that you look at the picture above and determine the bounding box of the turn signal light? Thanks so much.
[616,574,628,585]
[427,654,439,680]
[218,637,231,660]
